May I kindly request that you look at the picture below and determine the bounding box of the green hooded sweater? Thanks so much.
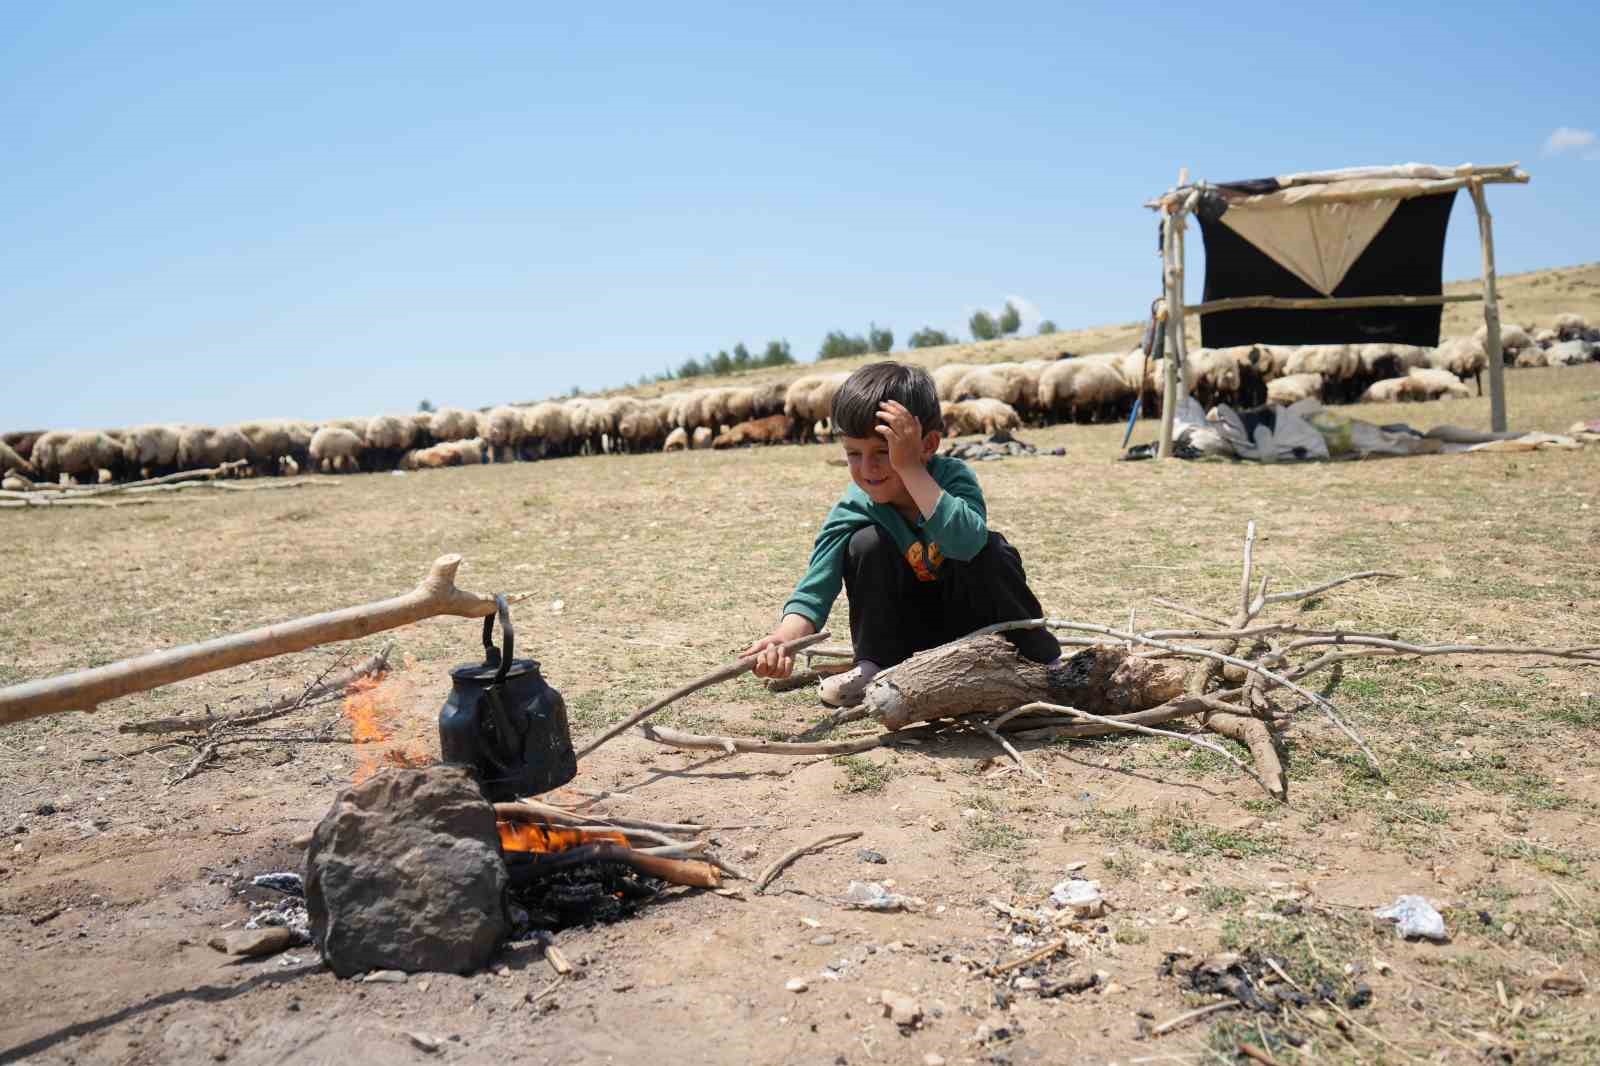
[782,455,988,628]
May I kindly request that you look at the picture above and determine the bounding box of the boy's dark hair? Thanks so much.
[831,362,944,438]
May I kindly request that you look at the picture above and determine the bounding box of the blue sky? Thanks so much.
[1,2,1594,429]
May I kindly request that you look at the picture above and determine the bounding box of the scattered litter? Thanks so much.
[880,988,923,1027]
[1373,895,1448,942]
[1049,878,1105,918]
[252,872,304,897]
[362,969,407,983]
[841,881,922,912]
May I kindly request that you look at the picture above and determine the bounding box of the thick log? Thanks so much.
[0,555,497,727]
[865,635,1189,731]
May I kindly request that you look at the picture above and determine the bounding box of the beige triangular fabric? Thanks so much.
[1219,199,1399,295]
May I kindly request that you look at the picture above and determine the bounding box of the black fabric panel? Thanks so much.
[1196,191,1457,348]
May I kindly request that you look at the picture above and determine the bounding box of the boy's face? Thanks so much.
[841,429,939,510]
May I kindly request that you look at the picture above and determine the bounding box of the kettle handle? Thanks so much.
[480,595,515,686]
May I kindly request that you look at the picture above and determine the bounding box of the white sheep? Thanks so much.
[930,363,974,401]
[1361,367,1471,404]
[365,414,418,453]
[663,426,689,452]
[177,425,252,472]
[691,426,713,449]
[1547,340,1596,366]
[521,402,573,456]
[428,408,478,442]
[32,430,125,484]
[120,424,182,476]
[1554,312,1589,340]
[308,426,365,473]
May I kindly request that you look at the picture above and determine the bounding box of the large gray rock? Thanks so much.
[305,765,508,977]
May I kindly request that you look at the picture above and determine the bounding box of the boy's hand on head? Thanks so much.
[877,400,927,474]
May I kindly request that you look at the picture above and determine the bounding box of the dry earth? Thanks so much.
[2,364,1599,1066]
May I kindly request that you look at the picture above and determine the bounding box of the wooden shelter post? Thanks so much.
[1157,209,1179,458]
[1468,178,1508,432]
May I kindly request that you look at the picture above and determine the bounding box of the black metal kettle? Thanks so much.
[438,596,576,801]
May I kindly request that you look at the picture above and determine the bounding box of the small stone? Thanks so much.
[785,978,808,993]
[811,934,837,947]
[1231,816,1262,832]
[857,849,888,864]
[1099,981,1126,996]
[1171,907,1190,924]
[881,989,923,1027]
[208,927,294,958]
[961,808,980,821]
[799,917,822,928]
[923,1055,947,1066]
[363,969,408,983]
[1063,860,1087,873]
[417,980,431,992]
[739,845,759,860]
[408,1033,439,1054]
[1012,977,1040,992]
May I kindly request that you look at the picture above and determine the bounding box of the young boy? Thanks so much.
[744,361,1060,706]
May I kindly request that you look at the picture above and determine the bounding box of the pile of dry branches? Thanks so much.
[609,523,1600,801]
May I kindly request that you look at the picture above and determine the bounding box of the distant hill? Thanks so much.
[568,262,1600,403]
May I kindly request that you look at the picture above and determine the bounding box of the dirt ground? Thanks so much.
[3,364,1598,1065]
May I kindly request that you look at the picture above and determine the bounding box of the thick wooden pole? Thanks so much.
[0,555,498,726]
[1192,292,1481,315]
[1158,211,1181,459]
[1468,179,1507,432]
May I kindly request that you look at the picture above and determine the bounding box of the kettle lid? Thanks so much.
[450,657,542,684]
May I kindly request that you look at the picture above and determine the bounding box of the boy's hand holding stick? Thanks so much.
[574,630,830,760]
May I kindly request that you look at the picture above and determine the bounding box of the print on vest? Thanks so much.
[905,541,945,582]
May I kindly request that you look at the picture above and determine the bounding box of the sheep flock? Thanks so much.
[4,313,1596,488]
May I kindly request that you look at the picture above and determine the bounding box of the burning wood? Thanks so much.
[496,812,723,890]
[497,818,628,854]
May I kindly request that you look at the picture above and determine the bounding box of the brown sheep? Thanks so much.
[941,399,1022,437]
[521,402,573,457]
[428,407,478,442]
[0,439,34,477]
[1267,373,1324,406]
[712,414,793,448]
[1,431,45,462]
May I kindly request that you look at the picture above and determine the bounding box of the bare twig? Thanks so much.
[1239,519,1258,617]
[1011,702,1275,798]
[755,830,862,894]
[989,937,1070,976]
[574,631,831,760]
[1150,598,1234,628]
[977,722,1044,783]
[1263,570,1402,605]
[1150,1000,1239,1036]
[641,724,890,756]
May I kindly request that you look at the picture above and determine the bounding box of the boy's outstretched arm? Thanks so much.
[742,613,818,679]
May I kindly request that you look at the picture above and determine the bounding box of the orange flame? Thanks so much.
[343,672,436,784]
[497,818,628,854]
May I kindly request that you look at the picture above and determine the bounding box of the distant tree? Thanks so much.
[710,350,734,375]
[969,310,999,341]
[678,356,706,378]
[867,322,894,353]
[417,398,436,412]
[818,330,871,361]
[998,301,1022,337]
[568,385,581,397]
[1037,319,1057,335]
[908,327,954,349]
[761,339,794,366]
[732,342,752,370]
